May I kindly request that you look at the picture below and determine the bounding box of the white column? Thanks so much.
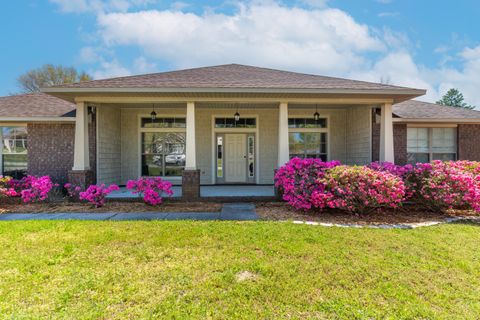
[277,102,290,167]
[185,101,196,170]
[72,101,90,170]
[379,102,395,163]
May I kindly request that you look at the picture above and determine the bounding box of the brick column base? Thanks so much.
[68,170,95,189]
[182,169,200,200]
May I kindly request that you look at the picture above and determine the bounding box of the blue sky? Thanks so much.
[1,0,479,106]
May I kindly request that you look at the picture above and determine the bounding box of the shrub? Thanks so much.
[405,160,480,212]
[322,166,406,213]
[79,184,120,207]
[0,176,17,197]
[8,176,56,203]
[126,177,173,205]
[274,157,340,210]
[64,183,83,199]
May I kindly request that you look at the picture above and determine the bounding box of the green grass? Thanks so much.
[0,221,479,319]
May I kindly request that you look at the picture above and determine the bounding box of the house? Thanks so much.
[1,64,479,199]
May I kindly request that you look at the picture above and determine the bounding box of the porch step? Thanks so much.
[220,203,258,220]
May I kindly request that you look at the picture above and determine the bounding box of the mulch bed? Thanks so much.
[255,202,480,225]
[0,201,223,214]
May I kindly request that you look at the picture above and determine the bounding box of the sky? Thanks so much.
[1,0,479,106]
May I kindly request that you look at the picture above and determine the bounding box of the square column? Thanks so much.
[379,102,395,163]
[68,101,94,188]
[277,102,290,167]
[182,101,200,200]
[185,101,196,170]
[72,101,90,170]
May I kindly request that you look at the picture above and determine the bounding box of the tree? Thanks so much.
[436,88,475,110]
[17,64,92,93]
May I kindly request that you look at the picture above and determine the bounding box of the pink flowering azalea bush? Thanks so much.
[126,177,173,205]
[322,166,406,213]
[6,175,57,203]
[0,176,17,198]
[64,183,83,199]
[79,184,120,207]
[404,160,480,212]
[274,157,340,211]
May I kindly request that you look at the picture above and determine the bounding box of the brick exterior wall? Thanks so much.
[458,124,480,161]
[182,169,200,200]
[27,111,97,185]
[371,123,407,165]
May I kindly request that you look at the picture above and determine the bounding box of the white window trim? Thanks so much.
[1,124,28,176]
[407,127,457,162]
[287,115,330,161]
[137,114,187,181]
[211,114,260,184]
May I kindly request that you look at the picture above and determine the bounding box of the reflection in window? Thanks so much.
[141,132,185,176]
[248,136,255,178]
[407,127,457,163]
[288,118,327,128]
[215,118,256,128]
[141,117,186,128]
[217,136,223,178]
[2,127,28,178]
[289,132,327,161]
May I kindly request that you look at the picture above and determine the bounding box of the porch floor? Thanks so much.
[107,185,275,199]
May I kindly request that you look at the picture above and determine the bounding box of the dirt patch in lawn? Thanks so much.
[256,202,480,225]
[0,201,222,214]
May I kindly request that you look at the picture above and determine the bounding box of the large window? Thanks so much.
[141,117,185,177]
[1,126,28,178]
[407,127,457,163]
[288,118,328,161]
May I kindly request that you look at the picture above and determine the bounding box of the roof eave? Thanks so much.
[42,86,426,96]
[393,118,480,123]
[0,117,76,122]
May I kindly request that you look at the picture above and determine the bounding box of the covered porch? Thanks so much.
[68,97,396,200]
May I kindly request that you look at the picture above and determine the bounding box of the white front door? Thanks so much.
[225,134,246,182]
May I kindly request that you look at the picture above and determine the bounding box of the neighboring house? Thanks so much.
[1,64,479,199]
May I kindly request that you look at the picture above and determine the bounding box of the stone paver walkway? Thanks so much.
[0,203,258,221]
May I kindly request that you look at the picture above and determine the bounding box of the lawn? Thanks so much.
[0,221,479,319]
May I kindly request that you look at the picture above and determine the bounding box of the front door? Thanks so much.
[225,134,247,183]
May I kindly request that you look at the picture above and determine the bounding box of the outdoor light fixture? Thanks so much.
[313,104,320,121]
[234,104,240,121]
[150,104,157,121]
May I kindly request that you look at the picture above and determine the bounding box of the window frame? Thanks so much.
[288,115,330,161]
[138,115,186,180]
[407,126,458,163]
[0,124,28,178]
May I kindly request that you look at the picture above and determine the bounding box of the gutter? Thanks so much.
[42,86,426,96]
[0,117,76,122]
[393,118,480,124]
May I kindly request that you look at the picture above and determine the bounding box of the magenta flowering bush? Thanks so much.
[274,157,341,210]
[64,183,83,199]
[126,177,173,205]
[405,160,480,212]
[79,184,120,207]
[0,176,17,198]
[7,176,57,203]
[322,166,406,213]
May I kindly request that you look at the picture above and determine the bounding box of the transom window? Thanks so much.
[407,127,457,163]
[288,117,327,128]
[141,117,186,128]
[215,118,256,128]
[140,117,186,177]
[288,117,328,161]
[1,126,28,179]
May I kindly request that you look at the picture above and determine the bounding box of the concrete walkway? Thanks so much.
[0,203,258,221]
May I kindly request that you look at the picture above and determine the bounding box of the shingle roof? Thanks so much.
[45,64,423,92]
[0,92,75,118]
[393,100,480,119]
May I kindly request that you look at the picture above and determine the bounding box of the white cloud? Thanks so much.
[52,0,480,108]
[96,2,384,75]
[378,12,399,18]
[50,0,155,13]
